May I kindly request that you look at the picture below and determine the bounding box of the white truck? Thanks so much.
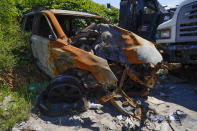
[156,0,197,64]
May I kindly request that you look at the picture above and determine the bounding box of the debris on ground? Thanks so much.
[169,110,185,125]
[12,79,197,131]
[88,103,103,110]
[117,115,127,121]
[18,121,25,127]
[150,115,165,122]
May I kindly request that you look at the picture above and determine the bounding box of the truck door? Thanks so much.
[137,0,162,41]
[119,0,136,32]
[119,0,163,41]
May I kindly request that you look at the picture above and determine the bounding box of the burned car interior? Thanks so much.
[22,9,170,119]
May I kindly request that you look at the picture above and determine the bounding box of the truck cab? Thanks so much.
[156,0,197,64]
[119,0,168,41]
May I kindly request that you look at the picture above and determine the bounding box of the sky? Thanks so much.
[93,0,185,9]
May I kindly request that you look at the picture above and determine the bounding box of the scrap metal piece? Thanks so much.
[50,45,118,85]
[126,63,161,92]
[99,92,118,104]
[99,68,142,118]
[134,107,143,120]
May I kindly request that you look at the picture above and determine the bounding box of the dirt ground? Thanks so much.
[12,75,197,131]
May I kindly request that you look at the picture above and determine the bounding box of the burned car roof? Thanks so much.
[50,9,101,18]
[24,9,111,25]
[24,9,104,19]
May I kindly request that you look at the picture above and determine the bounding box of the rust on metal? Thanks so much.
[42,10,69,41]
[50,44,118,85]
[24,8,165,118]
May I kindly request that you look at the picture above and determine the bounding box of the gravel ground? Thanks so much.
[12,75,197,131]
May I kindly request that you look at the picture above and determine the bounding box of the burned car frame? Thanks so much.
[23,9,164,119]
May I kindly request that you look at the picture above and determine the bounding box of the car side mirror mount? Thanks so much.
[49,34,57,41]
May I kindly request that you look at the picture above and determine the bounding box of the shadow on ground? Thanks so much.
[32,101,122,131]
[150,76,197,112]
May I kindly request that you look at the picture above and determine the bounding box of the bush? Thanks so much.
[0,0,32,69]
[0,83,31,131]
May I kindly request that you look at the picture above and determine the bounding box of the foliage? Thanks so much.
[0,83,32,131]
[0,0,32,69]
[17,0,119,24]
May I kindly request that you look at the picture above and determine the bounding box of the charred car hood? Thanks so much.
[86,24,163,65]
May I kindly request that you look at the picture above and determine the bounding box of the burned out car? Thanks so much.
[23,9,164,118]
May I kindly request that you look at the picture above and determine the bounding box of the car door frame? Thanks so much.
[30,12,58,78]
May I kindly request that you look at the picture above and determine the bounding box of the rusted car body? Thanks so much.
[23,9,163,118]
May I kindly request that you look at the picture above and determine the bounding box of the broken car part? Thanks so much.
[23,9,164,118]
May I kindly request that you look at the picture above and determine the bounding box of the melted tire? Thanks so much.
[37,75,87,117]
[37,90,86,117]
